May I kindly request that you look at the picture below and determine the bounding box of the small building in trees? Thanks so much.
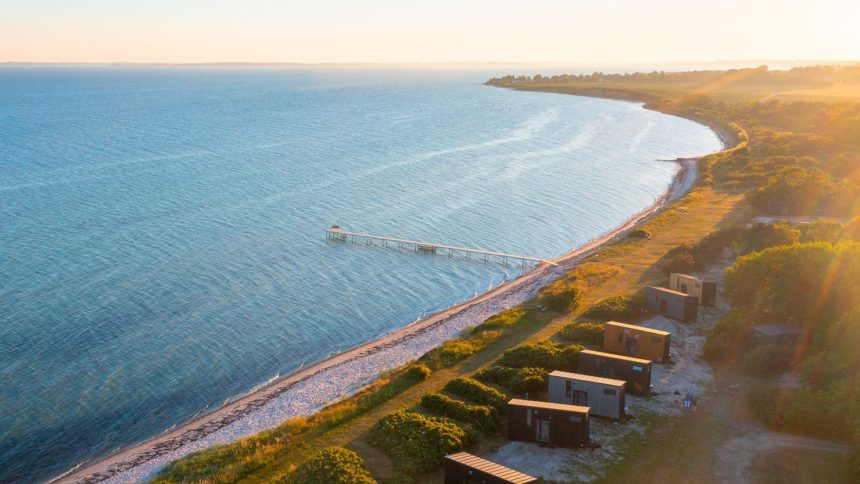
[547,370,626,419]
[749,324,803,346]
[646,286,698,322]
[506,399,590,448]
[443,452,538,484]
[669,273,717,306]
[603,321,671,363]
[577,349,652,395]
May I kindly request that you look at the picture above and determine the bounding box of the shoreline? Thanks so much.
[58,106,732,484]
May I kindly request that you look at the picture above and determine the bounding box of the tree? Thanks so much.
[285,447,375,484]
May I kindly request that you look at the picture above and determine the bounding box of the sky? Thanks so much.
[1,0,859,64]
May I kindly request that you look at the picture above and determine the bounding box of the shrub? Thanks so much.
[420,338,485,370]
[369,411,473,473]
[471,308,527,334]
[404,363,431,381]
[285,447,375,484]
[662,246,696,275]
[420,393,498,433]
[626,228,652,239]
[558,321,605,346]
[799,219,845,243]
[497,340,582,371]
[742,222,800,253]
[444,377,507,410]
[748,165,834,215]
[474,366,548,394]
[540,286,583,312]
[747,384,782,428]
[743,344,792,377]
[581,294,644,321]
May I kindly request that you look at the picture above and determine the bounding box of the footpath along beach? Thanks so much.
[57,147,724,482]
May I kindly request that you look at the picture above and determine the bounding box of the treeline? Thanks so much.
[487,64,860,87]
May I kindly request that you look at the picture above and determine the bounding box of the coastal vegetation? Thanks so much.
[153,65,860,482]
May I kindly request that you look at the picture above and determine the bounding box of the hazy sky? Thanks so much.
[2,0,858,64]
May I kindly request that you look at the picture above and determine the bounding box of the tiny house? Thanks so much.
[603,321,671,363]
[669,273,717,306]
[750,324,803,346]
[547,370,626,419]
[444,452,538,484]
[577,349,652,395]
[506,399,590,448]
[646,286,698,322]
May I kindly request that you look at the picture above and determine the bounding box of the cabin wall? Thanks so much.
[577,353,652,395]
[547,376,624,419]
[603,324,671,362]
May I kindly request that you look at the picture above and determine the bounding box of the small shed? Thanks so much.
[669,273,717,306]
[577,349,652,395]
[444,452,538,484]
[646,286,698,322]
[750,324,803,346]
[506,399,590,448]
[547,370,626,420]
[603,321,671,363]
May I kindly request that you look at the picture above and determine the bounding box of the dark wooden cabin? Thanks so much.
[506,399,590,448]
[444,452,538,484]
[577,349,652,395]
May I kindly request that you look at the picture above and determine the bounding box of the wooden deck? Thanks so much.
[325,226,555,267]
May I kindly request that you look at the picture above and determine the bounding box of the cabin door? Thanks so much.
[535,419,551,443]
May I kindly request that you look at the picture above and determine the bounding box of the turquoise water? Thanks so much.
[0,67,720,482]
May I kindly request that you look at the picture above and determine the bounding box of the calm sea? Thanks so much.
[0,67,720,482]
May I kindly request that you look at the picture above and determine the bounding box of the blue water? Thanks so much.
[0,67,720,482]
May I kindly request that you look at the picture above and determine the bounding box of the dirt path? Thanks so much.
[714,427,850,483]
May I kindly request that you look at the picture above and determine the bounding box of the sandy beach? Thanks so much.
[57,126,733,483]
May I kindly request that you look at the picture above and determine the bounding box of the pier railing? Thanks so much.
[325,226,555,267]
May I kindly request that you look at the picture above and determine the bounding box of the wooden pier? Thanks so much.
[325,226,556,267]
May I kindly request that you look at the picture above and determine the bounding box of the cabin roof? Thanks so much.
[445,452,537,483]
[508,398,590,414]
[751,324,803,336]
[606,321,670,336]
[549,370,626,387]
[580,349,652,365]
[648,285,696,297]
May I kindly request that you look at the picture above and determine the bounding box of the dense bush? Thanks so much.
[581,294,644,321]
[749,165,834,215]
[497,340,582,371]
[285,447,375,484]
[540,286,583,312]
[419,337,485,370]
[743,344,793,376]
[557,321,605,347]
[404,363,431,381]
[444,377,507,410]
[474,366,548,394]
[626,228,652,239]
[369,411,473,473]
[471,308,528,334]
[799,219,845,243]
[662,247,696,275]
[420,393,498,433]
[742,222,799,253]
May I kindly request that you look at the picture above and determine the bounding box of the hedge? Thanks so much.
[419,337,485,370]
[581,295,643,322]
[284,447,376,484]
[540,286,583,312]
[420,393,498,433]
[474,366,548,394]
[558,321,605,347]
[497,340,582,371]
[743,344,792,377]
[444,377,507,411]
[368,411,473,473]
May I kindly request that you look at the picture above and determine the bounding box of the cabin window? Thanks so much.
[680,283,688,293]
[527,409,533,427]
[565,380,572,398]
[574,390,588,405]
[632,365,643,372]
[617,331,623,343]
[569,415,582,424]
[603,389,617,396]
[651,335,662,343]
